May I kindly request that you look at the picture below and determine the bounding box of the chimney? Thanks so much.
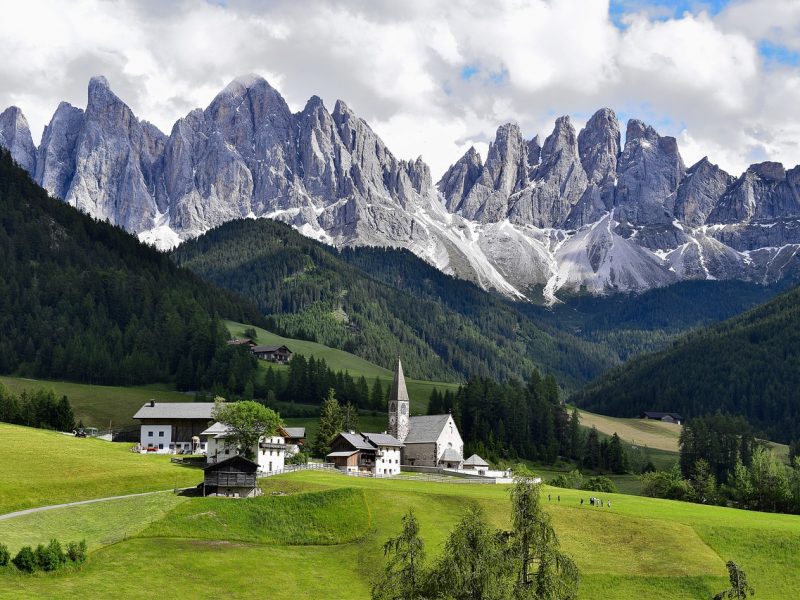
[149,400,155,407]
[348,430,355,435]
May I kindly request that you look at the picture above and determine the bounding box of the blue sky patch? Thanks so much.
[759,41,800,67]
[609,0,730,28]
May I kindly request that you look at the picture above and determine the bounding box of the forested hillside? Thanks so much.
[171,219,619,387]
[0,150,264,391]
[572,285,800,442]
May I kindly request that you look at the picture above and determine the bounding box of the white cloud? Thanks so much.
[0,0,798,181]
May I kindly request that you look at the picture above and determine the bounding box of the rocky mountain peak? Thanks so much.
[750,161,786,181]
[0,106,36,174]
[578,108,620,186]
[437,146,484,212]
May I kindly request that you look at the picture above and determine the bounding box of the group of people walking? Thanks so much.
[546,494,612,509]
[581,496,610,508]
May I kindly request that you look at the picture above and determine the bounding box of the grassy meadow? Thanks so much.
[3,468,800,599]
[0,424,201,514]
[0,375,191,429]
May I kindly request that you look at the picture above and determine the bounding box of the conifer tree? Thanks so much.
[312,389,344,457]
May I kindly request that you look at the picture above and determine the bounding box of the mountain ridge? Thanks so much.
[4,75,800,302]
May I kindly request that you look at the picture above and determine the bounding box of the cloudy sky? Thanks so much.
[2,0,799,179]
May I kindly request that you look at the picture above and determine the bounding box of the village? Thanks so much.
[133,358,513,497]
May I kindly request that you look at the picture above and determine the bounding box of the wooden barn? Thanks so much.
[202,455,261,498]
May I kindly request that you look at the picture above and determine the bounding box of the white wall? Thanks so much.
[256,435,286,473]
[436,416,464,466]
[374,446,402,476]
[140,424,171,453]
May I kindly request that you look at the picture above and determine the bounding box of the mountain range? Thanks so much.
[3,75,800,302]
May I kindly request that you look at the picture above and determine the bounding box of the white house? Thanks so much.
[387,359,464,468]
[133,401,215,454]
[201,421,287,474]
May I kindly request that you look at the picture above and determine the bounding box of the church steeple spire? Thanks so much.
[388,357,410,442]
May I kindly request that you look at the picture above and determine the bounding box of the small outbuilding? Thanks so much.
[202,455,260,498]
[462,454,490,475]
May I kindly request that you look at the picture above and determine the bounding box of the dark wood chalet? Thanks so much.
[203,455,260,498]
[227,338,257,348]
[251,344,292,364]
[326,432,376,472]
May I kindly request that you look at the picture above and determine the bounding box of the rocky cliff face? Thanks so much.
[4,76,800,303]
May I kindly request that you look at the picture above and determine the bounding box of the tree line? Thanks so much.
[641,413,800,514]
[0,384,74,431]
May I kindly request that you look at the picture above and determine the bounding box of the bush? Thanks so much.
[12,546,37,572]
[66,540,87,564]
[582,476,617,493]
[0,543,9,566]
[641,466,693,501]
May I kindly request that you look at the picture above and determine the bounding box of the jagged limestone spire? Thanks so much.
[388,357,410,442]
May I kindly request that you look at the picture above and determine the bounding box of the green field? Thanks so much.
[0,375,192,429]
[0,424,201,514]
[226,320,460,413]
[3,467,800,599]
[1,427,798,599]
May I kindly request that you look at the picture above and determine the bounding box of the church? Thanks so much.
[388,358,464,469]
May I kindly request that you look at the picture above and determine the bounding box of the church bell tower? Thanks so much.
[388,358,410,442]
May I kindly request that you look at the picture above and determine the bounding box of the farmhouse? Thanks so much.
[133,401,215,454]
[326,431,403,475]
[388,359,464,468]
[202,455,260,498]
[639,411,683,425]
[252,344,292,364]
[201,421,288,474]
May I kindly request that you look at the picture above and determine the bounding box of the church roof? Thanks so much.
[404,414,451,444]
[464,454,489,467]
[389,358,410,403]
[440,447,462,463]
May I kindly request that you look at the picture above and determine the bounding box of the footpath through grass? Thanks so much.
[0,423,201,514]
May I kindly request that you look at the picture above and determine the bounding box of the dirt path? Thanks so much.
[0,488,188,521]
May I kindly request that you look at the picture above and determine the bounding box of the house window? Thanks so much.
[148,431,153,437]
[158,431,164,437]
[158,444,164,450]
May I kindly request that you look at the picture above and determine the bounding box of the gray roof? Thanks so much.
[252,345,291,353]
[326,450,358,458]
[464,454,489,467]
[389,358,410,403]
[283,427,306,438]
[338,432,375,451]
[404,414,451,444]
[440,447,462,463]
[200,421,230,437]
[363,432,404,448]
[134,402,215,420]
